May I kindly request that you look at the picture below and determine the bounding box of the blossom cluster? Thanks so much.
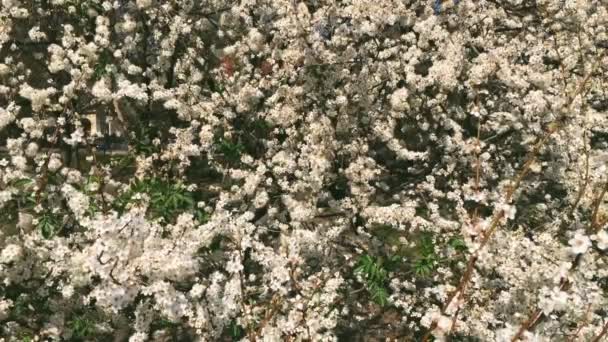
[0,0,608,340]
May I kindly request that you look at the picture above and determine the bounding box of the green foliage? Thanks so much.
[355,255,388,284]
[108,154,137,176]
[155,318,175,328]
[417,232,435,255]
[9,291,53,325]
[216,137,244,162]
[113,179,146,212]
[113,178,204,223]
[10,178,37,210]
[11,295,31,318]
[37,211,61,239]
[448,235,467,252]
[206,77,225,94]
[328,175,349,200]
[10,178,34,189]
[412,233,438,278]
[413,255,437,278]
[68,316,95,339]
[93,49,112,80]
[250,118,271,132]
[66,0,105,24]
[354,255,399,306]
[194,209,210,223]
[150,317,179,334]
[149,181,194,220]
[132,125,160,155]
[228,320,245,340]
[368,226,466,282]
[370,224,407,251]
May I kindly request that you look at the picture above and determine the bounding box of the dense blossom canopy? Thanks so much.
[1,0,608,340]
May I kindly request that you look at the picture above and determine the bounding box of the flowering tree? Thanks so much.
[1,0,608,340]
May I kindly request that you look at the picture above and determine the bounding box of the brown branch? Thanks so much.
[250,295,282,341]
[592,320,608,342]
[568,128,590,217]
[590,181,608,232]
[421,50,605,342]
[511,309,544,341]
[511,180,606,340]
[568,304,592,342]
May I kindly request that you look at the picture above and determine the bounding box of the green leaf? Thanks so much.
[195,209,209,223]
[11,178,33,188]
[414,256,436,277]
[229,320,244,340]
[38,212,60,239]
[354,254,391,307]
[418,232,435,256]
[448,236,468,252]
[370,286,388,306]
[69,316,95,338]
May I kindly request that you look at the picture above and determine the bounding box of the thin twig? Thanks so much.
[421,50,605,342]
[591,320,608,342]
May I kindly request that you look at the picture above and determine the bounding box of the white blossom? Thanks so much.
[593,230,608,250]
[92,79,113,101]
[0,244,23,263]
[390,87,409,112]
[0,1,607,340]
[568,230,592,255]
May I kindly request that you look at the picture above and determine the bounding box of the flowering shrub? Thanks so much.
[1,0,608,340]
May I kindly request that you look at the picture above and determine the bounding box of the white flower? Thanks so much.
[550,289,568,312]
[436,315,452,333]
[127,64,142,75]
[463,218,489,237]
[504,204,517,220]
[92,79,113,101]
[539,286,569,316]
[390,87,409,112]
[61,285,75,298]
[247,28,265,52]
[0,63,9,76]
[63,127,85,146]
[0,107,15,129]
[122,16,137,33]
[0,299,12,321]
[189,284,205,299]
[253,191,269,208]
[282,196,312,222]
[25,142,38,157]
[225,252,244,274]
[48,155,63,172]
[129,332,148,342]
[20,117,43,138]
[1,244,23,263]
[592,230,608,250]
[0,190,12,206]
[11,155,27,170]
[28,26,47,42]
[18,84,56,112]
[115,79,148,102]
[495,324,516,342]
[497,203,517,224]
[568,230,591,255]
[61,184,90,219]
[136,0,151,8]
